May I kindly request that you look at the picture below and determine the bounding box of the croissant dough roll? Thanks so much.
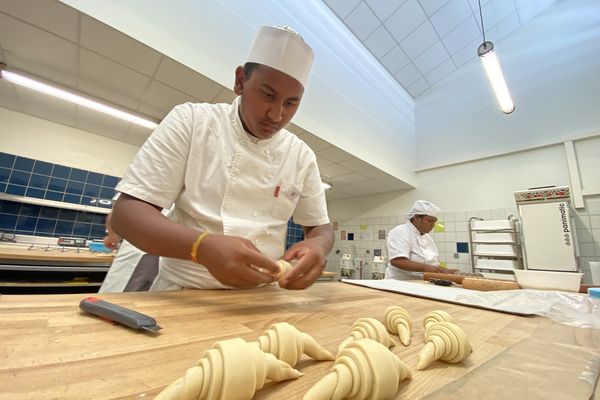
[384,306,412,346]
[156,338,301,400]
[338,318,396,355]
[251,322,334,367]
[304,338,411,400]
[277,260,294,282]
[416,321,472,370]
[422,310,453,331]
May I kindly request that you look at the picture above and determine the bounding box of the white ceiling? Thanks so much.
[0,0,559,201]
[323,0,557,97]
[0,0,413,201]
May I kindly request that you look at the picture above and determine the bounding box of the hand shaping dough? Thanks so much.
[422,310,453,331]
[155,338,301,400]
[303,338,412,400]
[277,260,294,283]
[416,321,472,370]
[384,306,412,346]
[251,322,334,367]
[338,318,395,355]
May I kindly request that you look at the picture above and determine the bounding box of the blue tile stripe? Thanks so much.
[286,220,305,250]
[0,199,106,239]
[0,152,118,209]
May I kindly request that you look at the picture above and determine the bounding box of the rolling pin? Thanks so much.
[461,277,520,291]
[423,272,466,285]
[423,272,520,291]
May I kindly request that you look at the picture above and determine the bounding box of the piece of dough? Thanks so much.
[155,338,301,400]
[303,338,412,400]
[338,318,395,355]
[277,260,294,283]
[251,322,334,367]
[422,310,453,331]
[384,306,412,346]
[416,321,472,370]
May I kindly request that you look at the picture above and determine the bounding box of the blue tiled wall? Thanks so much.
[0,152,118,207]
[0,152,118,240]
[0,199,106,239]
[286,220,305,249]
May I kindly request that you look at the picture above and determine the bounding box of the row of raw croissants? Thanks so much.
[156,306,472,400]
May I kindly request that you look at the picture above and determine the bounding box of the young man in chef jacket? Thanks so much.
[385,200,458,280]
[111,26,334,291]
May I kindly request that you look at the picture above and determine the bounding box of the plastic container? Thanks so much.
[88,241,113,253]
[588,287,600,299]
[513,269,582,292]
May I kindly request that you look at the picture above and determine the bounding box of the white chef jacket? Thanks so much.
[115,97,329,289]
[98,240,145,293]
[99,207,173,293]
[384,222,439,280]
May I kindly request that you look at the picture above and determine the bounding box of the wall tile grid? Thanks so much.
[0,152,117,209]
[0,152,306,248]
[329,200,600,283]
[286,220,305,249]
[0,199,106,239]
[0,152,119,240]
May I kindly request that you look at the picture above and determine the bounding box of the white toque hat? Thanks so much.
[247,25,314,87]
[407,200,441,219]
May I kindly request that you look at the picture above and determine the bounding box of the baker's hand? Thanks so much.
[427,265,459,274]
[195,234,280,288]
[442,268,460,274]
[103,233,121,250]
[279,238,327,290]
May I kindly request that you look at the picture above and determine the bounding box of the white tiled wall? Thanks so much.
[327,198,600,284]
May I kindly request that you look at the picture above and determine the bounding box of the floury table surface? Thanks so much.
[1,282,598,399]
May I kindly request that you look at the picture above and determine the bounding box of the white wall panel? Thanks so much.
[1,108,137,177]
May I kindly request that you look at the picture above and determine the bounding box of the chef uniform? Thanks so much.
[98,240,145,293]
[115,26,329,290]
[385,200,441,280]
[99,207,173,293]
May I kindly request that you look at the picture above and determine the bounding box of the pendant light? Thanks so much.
[476,0,515,114]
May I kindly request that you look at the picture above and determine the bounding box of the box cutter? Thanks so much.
[79,297,162,333]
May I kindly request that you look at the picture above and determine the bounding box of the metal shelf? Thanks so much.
[0,281,102,287]
[468,216,523,275]
[0,265,109,272]
[473,252,519,257]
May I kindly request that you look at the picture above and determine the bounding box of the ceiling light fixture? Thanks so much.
[476,0,515,114]
[322,181,333,190]
[0,63,159,129]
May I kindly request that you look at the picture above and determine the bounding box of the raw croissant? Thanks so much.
[277,260,294,282]
[422,310,453,331]
[155,338,301,400]
[303,338,412,400]
[384,305,412,346]
[416,321,472,370]
[251,322,334,367]
[338,318,396,355]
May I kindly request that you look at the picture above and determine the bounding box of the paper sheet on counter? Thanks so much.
[341,279,534,316]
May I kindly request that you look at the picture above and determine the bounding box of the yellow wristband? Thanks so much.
[190,231,210,264]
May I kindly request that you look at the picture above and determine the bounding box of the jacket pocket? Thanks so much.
[272,183,303,219]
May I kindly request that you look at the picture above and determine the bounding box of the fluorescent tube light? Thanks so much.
[322,181,333,190]
[0,66,159,129]
[478,42,515,114]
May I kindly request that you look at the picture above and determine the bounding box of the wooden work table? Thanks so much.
[1,282,598,399]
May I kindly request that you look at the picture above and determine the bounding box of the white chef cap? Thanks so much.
[247,26,314,87]
[407,200,441,219]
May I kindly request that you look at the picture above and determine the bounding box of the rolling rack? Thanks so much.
[468,216,523,280]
